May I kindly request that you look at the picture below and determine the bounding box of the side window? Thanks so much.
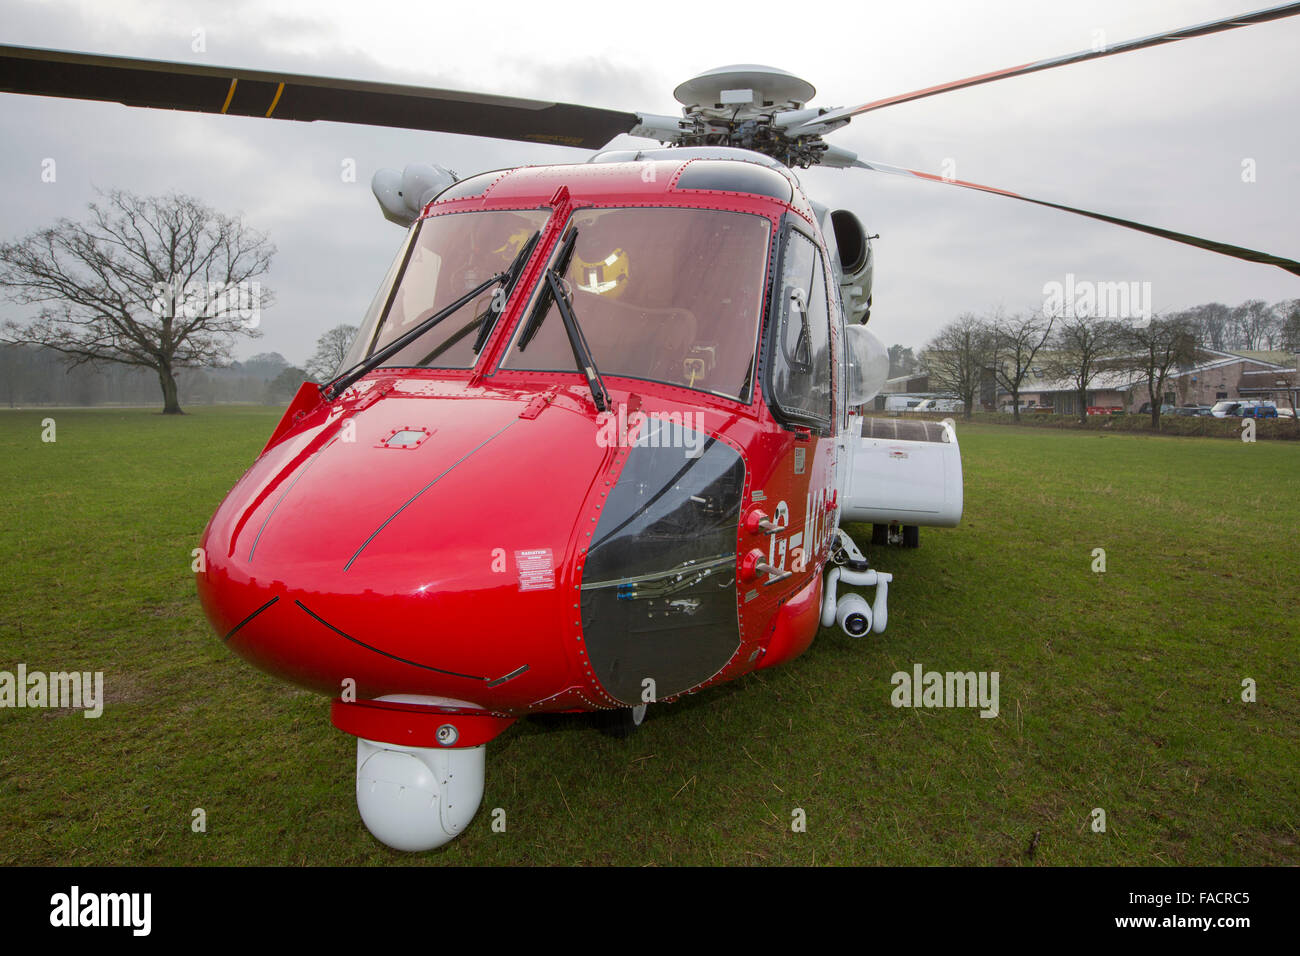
[769,230,832,426]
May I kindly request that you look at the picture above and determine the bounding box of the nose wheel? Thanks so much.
[354,738,486,851]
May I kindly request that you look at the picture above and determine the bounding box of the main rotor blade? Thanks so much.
[788,1,1300,133]
[0,43,640,148]
[853,159,1300,277]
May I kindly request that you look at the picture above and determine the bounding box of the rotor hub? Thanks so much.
[673,65,816,110]
[670,66,829,168]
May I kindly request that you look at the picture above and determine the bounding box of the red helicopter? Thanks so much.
[3,2,1298,851]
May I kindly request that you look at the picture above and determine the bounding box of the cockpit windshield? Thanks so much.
[356,209,551,370]
[502,207,772,401]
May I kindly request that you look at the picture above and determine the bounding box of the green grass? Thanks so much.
[0,408,1295,865]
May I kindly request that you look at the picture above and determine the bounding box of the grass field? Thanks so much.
[0,406,1296,866]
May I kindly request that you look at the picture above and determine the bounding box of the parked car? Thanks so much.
[1172,405,1212,417]
[1136,402,1177,415]
[1209,400,1244,418]
[884,395,926,412]
[1239,403,1277,419]
[912,398,964,413]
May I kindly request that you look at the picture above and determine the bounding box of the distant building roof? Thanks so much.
[1222,349,1295,368]
[1015,367,1144,395]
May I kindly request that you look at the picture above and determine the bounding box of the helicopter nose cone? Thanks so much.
[196,383,610,711]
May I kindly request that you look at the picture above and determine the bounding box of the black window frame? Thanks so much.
[761,216,836,434]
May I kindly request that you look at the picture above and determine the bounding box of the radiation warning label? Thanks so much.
[515,548,556,592]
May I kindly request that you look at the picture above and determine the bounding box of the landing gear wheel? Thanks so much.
[871,523,888,546]
[595,703,648,738]
[902,525,920,548]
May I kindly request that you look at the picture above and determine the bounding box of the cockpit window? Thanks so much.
[501,207,772,401]
[766,227,833,428]
[337,224,417,375]
[366,209,551,369]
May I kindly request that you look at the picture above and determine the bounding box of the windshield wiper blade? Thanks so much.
[321,269,506,401]
[509,225,606,410]
[517,227,578,352]
[546,270,610,413]
[472,230,540,354]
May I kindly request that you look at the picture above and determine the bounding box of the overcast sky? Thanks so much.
[1,0,1297,364]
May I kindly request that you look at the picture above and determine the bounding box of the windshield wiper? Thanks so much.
[511,225,607,411]
[472,230,540,354]
[320,269,507,401]
[517,227,578,352]
[546,270,610,413]
[410,230,544,367]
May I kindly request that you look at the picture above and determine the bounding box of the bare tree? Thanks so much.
[990,309,1055,423]
[1046,314,1126,423]
[1118,314,1200,428]
[887,343,920,379]
[305,324,359,383]
[1280,299,1300,352]
[923,313,994,419]
[1261,304,1286,350]
[1268,366,1299,423]
[0,190,274,414]
[1231,299,1275,352]
[1188,302,1233,351]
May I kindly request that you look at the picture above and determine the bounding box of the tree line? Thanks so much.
[920,299,1300,428]
[0,327,359,409]
[1181,299,1300,353]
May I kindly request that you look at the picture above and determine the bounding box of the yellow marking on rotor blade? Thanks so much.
[220,78,238,114]
[265,82,285,117]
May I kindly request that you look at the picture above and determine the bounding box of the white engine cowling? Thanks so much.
[828,209,874,324]
[371,163,458,227]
